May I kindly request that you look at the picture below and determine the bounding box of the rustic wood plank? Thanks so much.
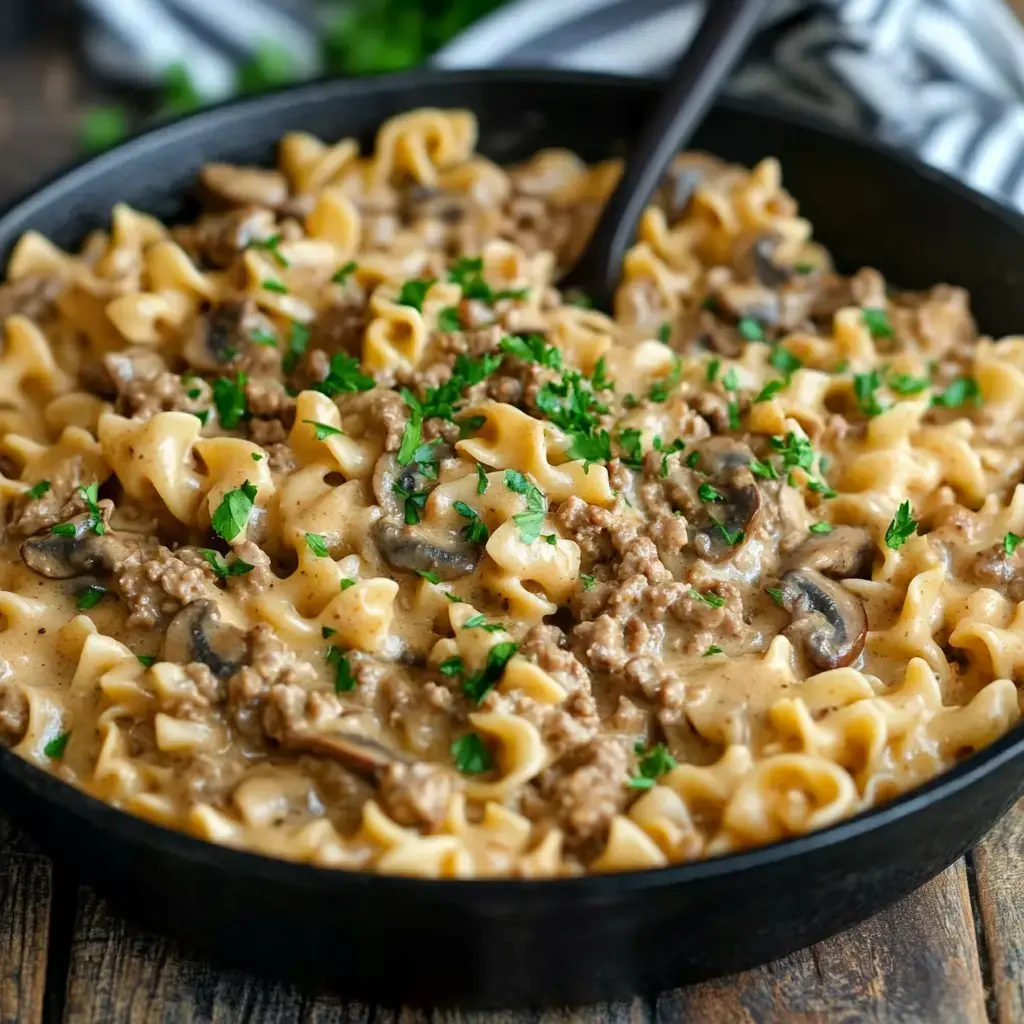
[0,815,50,1024]
[972,798,1024,1024]
[376,1000,648,1023]
[653,860,987,1024]
[62,887,368,1024]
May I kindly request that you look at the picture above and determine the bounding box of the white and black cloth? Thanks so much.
[78,0,1024,213]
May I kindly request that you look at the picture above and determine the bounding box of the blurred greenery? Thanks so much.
[79,0,508,152]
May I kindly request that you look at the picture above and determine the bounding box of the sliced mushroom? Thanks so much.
[696,437,755,474]
[373,519,480,581]
[199,163,289,210]
[162,600,249,679]
[692,466,762,562]
[184,300,272,371]
[789,526,874,580]
[372,452,432,519]
[777,568,867,670]
[21,515,134,580]
[103,347,167,393]
[281,729,412,782]
[709,277,781,328]
[736,233,792,290]
[193,205,279,269]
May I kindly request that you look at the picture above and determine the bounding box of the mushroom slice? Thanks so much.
[696,437,755,475]
[777,568,867,671]
[162,600,248,679]
[692,467,762,562]
[198,163,289,210]
[21,515,134,580]
[373,518,479,581]
[790,526,874,580]
[184,300,271,371]
[282,729,412,781]
[737,233,792,290]
[372,452,433,520]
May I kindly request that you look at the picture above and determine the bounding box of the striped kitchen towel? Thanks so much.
[78,0,1024,213]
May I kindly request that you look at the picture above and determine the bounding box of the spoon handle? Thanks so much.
[562,0,773,309]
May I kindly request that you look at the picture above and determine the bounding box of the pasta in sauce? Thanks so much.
[0,107,1020,877]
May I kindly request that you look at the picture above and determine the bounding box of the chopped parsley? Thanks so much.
[885,501,919,550]
[420,351,502,420]
[1005,532,1023,557]
[246,232,289,268]
[211,371,248,429]
[325,646,355,692]
[504,469,546,544]
[657,322,671,344]
[853,370,885,417]
[137,654,156,667]
[476,463,489,494]
[862,307,894,339]
[754,379,786,404]
[250,328,278,348]
[809,522,833,534]
[703,645,723,657]
[25,480,50,500]
[199,549,255,578]
[698,483,724,503]
[282,322,310,375]
[456,415,485,439]
[75,482,106,536]
[463,614,504,632]
[396,278,436,312]
[211,480,257,541]
[690,588,725,608]
[251,452,263,462]
[462,641,518,703]
[44,732,70,759]
[629,743,677,790]
[710,518,744,547]
[930,376,981,409]
[332,260,357,285]
[617,429,644,469]
[322,626,337,638]
[706,359,720,384]
[76,585,107,611]
[499,333,562,370]
[303,419,343,440]
[648,357,682,403]
[397,389,424,466]
[313,352,374,396]
[305,533,329,558]
[766,586,785,606]
[737,317,764,342]
[340,578,356,591]
[591,358,613,392]
[451,733,493,774]
[888,371,930,396]
[439,656,464,677]
[567,429,612,468]
[437,306,462,333]
[417,569,441,585]
[770,432,815,473]
[580,573,596,590]
[262,278,288,294]
[769,347,802,378]
[543,533,557,545]
[749,458,780,480]
[454,501,489,543]
[392,481,428,525]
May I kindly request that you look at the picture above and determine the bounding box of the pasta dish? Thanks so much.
[0,108,1019,877]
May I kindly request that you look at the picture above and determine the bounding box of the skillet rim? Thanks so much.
[2,65,1023,898]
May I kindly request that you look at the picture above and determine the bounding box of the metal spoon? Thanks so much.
[561,0,773,310]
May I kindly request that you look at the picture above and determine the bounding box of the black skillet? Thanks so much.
[2,70,1024,1009]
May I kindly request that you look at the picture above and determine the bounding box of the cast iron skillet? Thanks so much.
[1,69,1024,1009]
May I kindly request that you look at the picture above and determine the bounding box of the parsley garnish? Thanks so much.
[770,432,815,472]
[475,463,489,494]
[250,328,278,347]
[591,358,613,392]
[251,452,263,462]
[710,518,744,546]
[885,501,919,550]
[657,322,671,344]
[580,573,596,590]
[25,480,50,500]
[392,481,428,525]
[322,626,337,638]
[420,352,502,420]
[463,614,504,632]
[417,570,441,585]
[282,322,310,375]
[737,317,764,342]
[766,586,785,606]
[314,352,374,396]
[703,645,723,657]
[305,533,329,558]
[567,429,612,468]
[698,483,724,503]
[246,233,289,268]
[325,646,355,692]
[809,522,833,534]
[499,333,562,370]
[649,357,682,403]
[1005,532,1023,556]
[888,371,930,395]
[340,578,356,591]
[76,585,107,611]
[862,307,894,339]
[451,733,493,774]
[454,501,489,543]
[853,370,885,417]
[504,469,546,544]
[437,306,462,333]
[617,429,644,469]
[44,732,70,759]
[930,377,980,409]
[706,359,720,384]
[303,419,343,440]
[332,260,357,285]
[749,458,780,480]
[690,588,725,608]
[262,278,288,294]
[754,379,785,404]
[769,346,802,377]
[439,656,464,677]
[199,549,255,578]
[396,278,436,312]
[462,640,518,703]
[397,389,423,466]
[629,743,677,790]
[211,371,248,429]
[211,480,257,541]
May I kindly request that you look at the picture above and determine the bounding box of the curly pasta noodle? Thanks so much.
[0,108,1019,877]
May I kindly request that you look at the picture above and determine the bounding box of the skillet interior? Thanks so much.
[1,69,1023,1008]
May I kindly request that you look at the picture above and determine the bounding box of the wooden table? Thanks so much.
[2,21,1024,1024]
